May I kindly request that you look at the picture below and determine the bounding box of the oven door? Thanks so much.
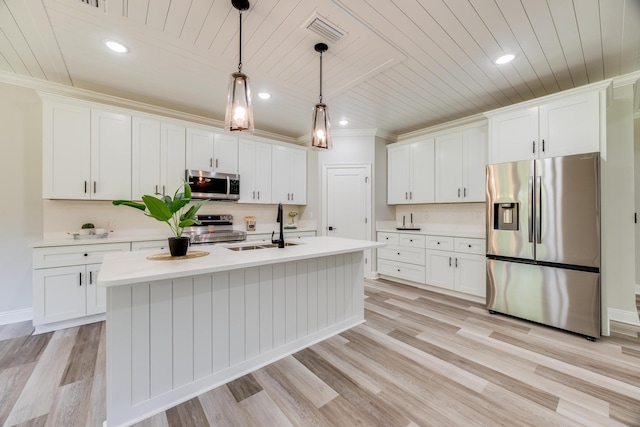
[186,170,240,200]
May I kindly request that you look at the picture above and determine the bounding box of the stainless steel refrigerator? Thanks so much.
[486,152,600,339]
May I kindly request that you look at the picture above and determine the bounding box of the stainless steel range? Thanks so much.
[184,214,246,245]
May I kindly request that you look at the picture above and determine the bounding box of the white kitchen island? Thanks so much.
[98,236,383,427]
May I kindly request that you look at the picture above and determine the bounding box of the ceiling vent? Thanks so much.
[306,16,346,45]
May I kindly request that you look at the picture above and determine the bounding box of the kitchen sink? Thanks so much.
[224,242,300,251]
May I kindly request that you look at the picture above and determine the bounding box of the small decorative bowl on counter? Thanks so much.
[70,229,109,239]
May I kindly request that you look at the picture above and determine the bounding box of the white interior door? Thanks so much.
[323,164,372,275]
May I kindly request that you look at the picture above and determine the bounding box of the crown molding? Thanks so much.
[612,70,640,89]
[397,114,487,142]
[0,70,297,144]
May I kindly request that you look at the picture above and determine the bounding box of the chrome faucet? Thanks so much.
[271,203,285,248]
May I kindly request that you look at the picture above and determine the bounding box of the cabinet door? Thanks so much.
[387,145,411,204]
[410,139,435,203]
[435,133,463,203]
[289,148,307,204]
[539,91,600,158]
[462,127,487,202]
[454,253,486,297]
[488,107,538,163]
[160,123,186,197]
[90,109,132,200]
[132,117,161,200]
[42,101,91,199]
[33,265,86,325]
[254,142,272,203]
[86,263,106,315]
[186,128,214,171]
[238,139,257,203]
[213,133,238,174]
[425,250,454,289]
[271,145,291,203]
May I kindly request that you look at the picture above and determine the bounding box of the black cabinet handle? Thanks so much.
[79,272,82,286]
[449,257,451,267]
[542,139,545,152]
[532,141,535,154]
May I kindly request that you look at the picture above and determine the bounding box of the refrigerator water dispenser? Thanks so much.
[494,203,519,230]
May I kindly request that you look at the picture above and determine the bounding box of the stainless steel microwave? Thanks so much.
[185,170,240,201]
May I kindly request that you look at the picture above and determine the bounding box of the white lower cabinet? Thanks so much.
[377,232,426,284]
[32,243,129,332]
[426,237,486,297]
[377,232,485,298]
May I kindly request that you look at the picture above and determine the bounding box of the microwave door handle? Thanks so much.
[528,177,533,243]
[226,176,230,198]
[536,176,542,244]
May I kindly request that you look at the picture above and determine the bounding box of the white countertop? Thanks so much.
[98,236,384,288]
[32,227,317,248]
[376,227,485,239]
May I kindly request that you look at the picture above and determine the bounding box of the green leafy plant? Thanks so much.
[112,183,204,238]
[81,223,95,229]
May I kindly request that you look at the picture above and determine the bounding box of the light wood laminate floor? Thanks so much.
[1,280,639,426]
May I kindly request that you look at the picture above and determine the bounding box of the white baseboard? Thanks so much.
[608,307,640,326]
[636,284,640,294]
[0,308,33,326]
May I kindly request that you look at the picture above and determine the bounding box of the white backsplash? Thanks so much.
[393,203,485,231]
[42,199,312,239]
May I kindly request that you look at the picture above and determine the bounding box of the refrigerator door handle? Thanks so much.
[536,176,542,244]
[528,176,534,243]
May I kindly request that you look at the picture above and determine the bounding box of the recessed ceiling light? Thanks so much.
[258,92,271,100]
[339,120,349,125]
[495,54,515,65]
[104,40,129,53]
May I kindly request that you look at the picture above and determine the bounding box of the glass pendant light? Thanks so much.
[311,43,332,150]
[225,0,254,133]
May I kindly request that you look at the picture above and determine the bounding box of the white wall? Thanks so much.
[635,117,640,293]
[602,83,639,326]
[394,203,485,230]
[0,83,43,322]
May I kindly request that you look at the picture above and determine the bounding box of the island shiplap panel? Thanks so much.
[173,277,194,388]
[131,284,150,405]
[259,266,274,354]
[106,253,366,427]
[150,281,172,397]
[212,272,230,372]
[193,275,213,381]
[245,268,261,360]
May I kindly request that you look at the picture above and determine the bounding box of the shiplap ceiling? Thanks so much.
[1,0,639,138]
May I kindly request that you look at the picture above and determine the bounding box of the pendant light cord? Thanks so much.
[319,50,323,103]
[238,10,243,72]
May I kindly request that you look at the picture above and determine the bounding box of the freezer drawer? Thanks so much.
[486,259,600,338]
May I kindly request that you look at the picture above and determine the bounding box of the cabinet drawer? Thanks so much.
[426,235,454,251]
[454,238,485,255]
[377,259,426,284]
[131,240,168,252]
[33,243,130,269]
[377,232,399,245]
[398,234,426,248]
[378,246,425,266]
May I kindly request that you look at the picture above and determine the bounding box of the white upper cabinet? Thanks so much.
[185,128,238,174]
[132,117,161,199]
[90,110,132,200]
[42,100,91,199]
[387,139,435,204]
[272,145,307,205]
[132,117,185,200]
[538,91,600,158]
[435,132,464,203]
[433,126,488,203]
[238,139,272,204]
[487,87,605,164]
[160,123,187,196]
